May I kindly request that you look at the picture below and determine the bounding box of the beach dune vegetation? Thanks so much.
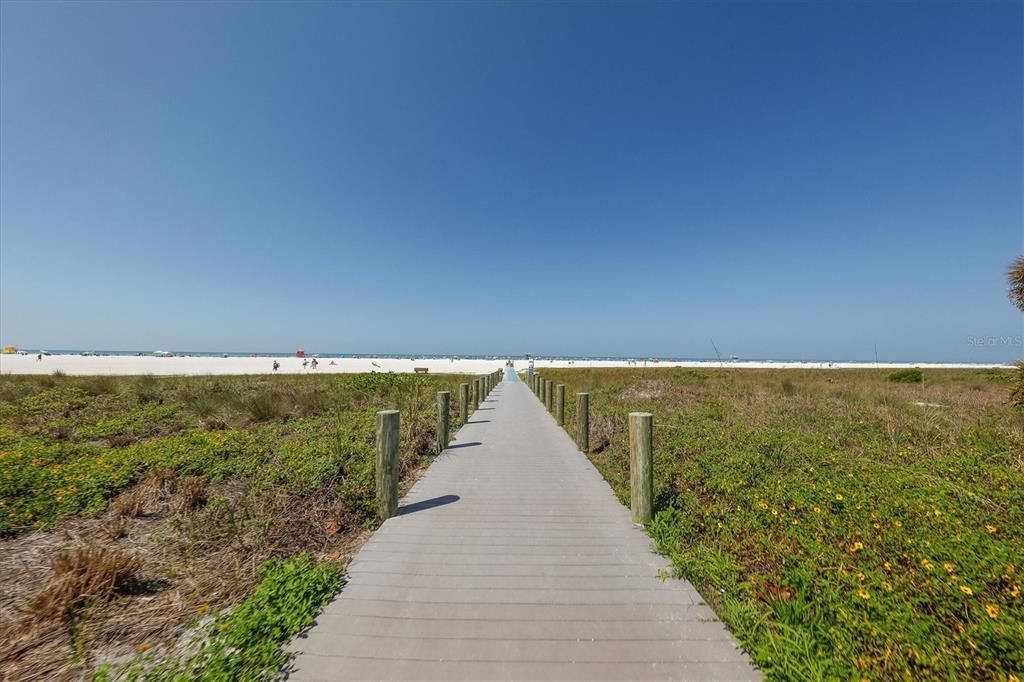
[541,366,1023,680]
[0,371,469,679]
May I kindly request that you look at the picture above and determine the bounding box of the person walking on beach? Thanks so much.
[272,360,280,372]
[37,353,42,361]
[302,358,309,369]
[310,358,318,370]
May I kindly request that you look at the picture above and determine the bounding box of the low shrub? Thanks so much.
[887,368,923,383]
[1010,362,1024,406]
[29,547,142,621]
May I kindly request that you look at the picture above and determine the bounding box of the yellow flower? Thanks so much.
[813,507,821,513]
[933,509,942,517]
[850,542,864,553]
[771,509,779,516]
[985,604,999,619]
[943,563,954,573]
[894,520,902,527]
[959,585,973,595]
[920,559,934,570]
[1011,585,1020,598]
[986,525,997,533]
[882,580,893,591]
[858,588,871,600]
[872,523,881,530]
[835,494,844,501]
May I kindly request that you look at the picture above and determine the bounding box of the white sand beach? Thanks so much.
[0,353,1011,376]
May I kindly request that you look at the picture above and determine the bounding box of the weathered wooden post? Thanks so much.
[539,377,545,400]
[629,412,654,525]
[436,391,450,454]
[472,379,480,410]
[534,375,541,396]
[556,384,565,425]
[576,392,589,452]
[460,383,469,421]
[545,379,553,410]
[376,410,400,520]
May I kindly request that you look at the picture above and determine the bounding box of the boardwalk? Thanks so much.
[288,370,760,681]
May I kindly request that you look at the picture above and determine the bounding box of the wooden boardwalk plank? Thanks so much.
[287,370,760,680]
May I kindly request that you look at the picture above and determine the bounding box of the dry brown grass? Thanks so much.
[28,547,142,622]
[172,476,207,514]
[109,489,145,518]
[102,517,128,540]
[140,467,177,500]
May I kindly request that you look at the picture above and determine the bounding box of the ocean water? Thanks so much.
[12,349,1006,366]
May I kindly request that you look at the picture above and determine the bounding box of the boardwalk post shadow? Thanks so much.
[397,494,460,515]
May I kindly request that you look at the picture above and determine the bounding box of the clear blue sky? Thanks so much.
[1,1,1021,361]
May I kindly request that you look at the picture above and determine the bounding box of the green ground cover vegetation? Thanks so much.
[537,366,1023,681]
[0,371,468,680]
